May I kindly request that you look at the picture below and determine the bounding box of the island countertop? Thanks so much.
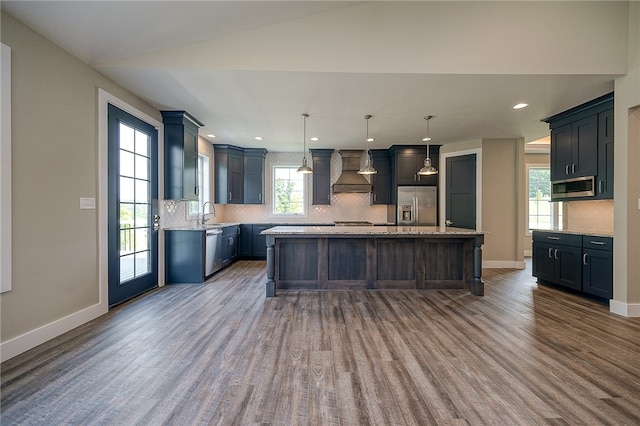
[262,225,485,236]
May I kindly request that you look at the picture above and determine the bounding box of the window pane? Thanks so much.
[273,166,306,215]
[135,204,148,227]
[135,179,149,203]
[119,123,135,152]
[120,254,135,282]
[120,177,135,203]
[135,130,149,156]
[135,228,149,251]
[135,154,149,180]
[120,150,135,177]
[135,251,150,276]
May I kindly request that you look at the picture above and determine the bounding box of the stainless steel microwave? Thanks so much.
[551,176,595,200]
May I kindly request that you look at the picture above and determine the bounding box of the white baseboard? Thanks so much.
[609,300,640,317]
[0,303,107,362]
[483,261,526,270]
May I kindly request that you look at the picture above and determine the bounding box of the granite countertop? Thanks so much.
[261,225,485,236]
[535,229,614,238]
[164,222,241,231]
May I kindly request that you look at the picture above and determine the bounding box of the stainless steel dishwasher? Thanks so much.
[205,229,223,276]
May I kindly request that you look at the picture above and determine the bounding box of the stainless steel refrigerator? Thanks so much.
[397,186,437,225]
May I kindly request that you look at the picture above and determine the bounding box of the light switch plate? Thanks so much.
[80,197,96,210]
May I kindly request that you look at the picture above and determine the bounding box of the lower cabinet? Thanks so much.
[165,230,206,284]
[582,236,613,299]
[240,224,275,260]
[532,231,613,300]
[221,225,239,266]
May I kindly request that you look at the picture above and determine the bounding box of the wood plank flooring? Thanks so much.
[2,261,639,425]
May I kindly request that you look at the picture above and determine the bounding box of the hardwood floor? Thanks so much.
[2,261,639,425]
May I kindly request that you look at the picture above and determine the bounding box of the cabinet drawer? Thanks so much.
[532,231,582,247]
[582,236,613,251]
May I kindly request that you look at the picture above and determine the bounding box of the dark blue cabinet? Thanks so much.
[161,111,204,201]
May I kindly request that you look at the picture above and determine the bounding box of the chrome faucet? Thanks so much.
[200,201,216,225]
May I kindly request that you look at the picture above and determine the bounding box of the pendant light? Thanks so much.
[296,113,313,174]
[418,115,438,175]
[358,114,377,175]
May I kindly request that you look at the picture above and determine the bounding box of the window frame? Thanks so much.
[271,164,308,217]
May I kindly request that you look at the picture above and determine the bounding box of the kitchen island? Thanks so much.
[262,226,485,297]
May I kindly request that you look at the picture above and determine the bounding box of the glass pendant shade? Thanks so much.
[358,114,377,175]
[418,115,438,175]
[297,113,313,174]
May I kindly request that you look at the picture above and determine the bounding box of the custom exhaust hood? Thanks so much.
[332,150,372,193]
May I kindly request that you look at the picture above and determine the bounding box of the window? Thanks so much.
[273,166,306,215]
[188,154,210,216]
[527,166,562,232]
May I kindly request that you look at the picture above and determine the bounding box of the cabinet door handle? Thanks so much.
[554,249,559,260]
[228,192,232,201]
[583,253,588,265]
[565,165,570,174]
[572,164,576,173]
[547,236,560,240]
[373,193,377,202]
[590,241,606,245]
[195,186,199,196]
[548,248,553,259]
[599,180,604,194]
[259,193,262,201]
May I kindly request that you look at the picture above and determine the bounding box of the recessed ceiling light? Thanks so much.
[207,134,216,138]
[254,136,263,141]
[513,103,529,110]
[310,137,319,141]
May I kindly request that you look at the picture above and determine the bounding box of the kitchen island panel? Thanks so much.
[265,227,484,297]
[376,239,416,281]
[328,239,367,281]
[277,239,318,283]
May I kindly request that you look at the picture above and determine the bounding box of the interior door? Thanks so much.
[108,104,159,307]
[445,154,476,229]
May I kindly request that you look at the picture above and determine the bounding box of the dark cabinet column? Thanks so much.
[161,111,204,200]
[597,108,614,199]
[244,148,268,204]
[310,149,333,205]
[369,149,390,205]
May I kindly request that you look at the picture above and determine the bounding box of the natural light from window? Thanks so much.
[273,166,306,215]
[528,166,562,232]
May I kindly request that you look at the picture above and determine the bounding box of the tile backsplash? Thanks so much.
[565,200,614,234]
[161,151,390,227]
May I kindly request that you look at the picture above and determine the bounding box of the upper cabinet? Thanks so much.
[213,144,244,204]
[214,145,268,204]
[244,148,268,204]
[161,111,204,200]
[310,149,333,205]
[596,108,614,199]
[369,149,391,205]
[550,115,598,180]
[544,93,614,200]
[388,145,440,205]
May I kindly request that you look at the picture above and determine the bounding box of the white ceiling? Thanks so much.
[2,1,629,152]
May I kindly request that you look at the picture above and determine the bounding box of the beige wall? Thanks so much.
[481,139,524,267]
[0,12,160,344]
[612,1,640,315]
